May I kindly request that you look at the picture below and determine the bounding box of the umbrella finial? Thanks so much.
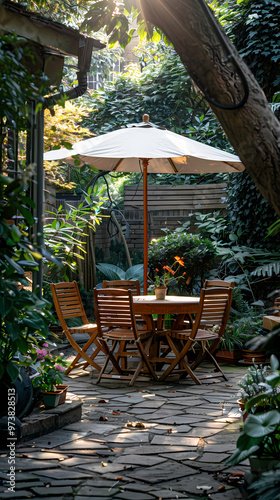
[142,114,149,123]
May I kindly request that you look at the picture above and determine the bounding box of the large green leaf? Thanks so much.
[6,362,19,383]
[225,445,260,466]
[125,264,144,283]
[245,411,280,438]
[96,263,126,280]
[4,255,24,275]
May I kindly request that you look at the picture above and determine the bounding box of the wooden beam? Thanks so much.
[0,1,104,58]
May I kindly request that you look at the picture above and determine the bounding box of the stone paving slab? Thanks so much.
[114,454,167,466]
[127,461,199,483]
[1,360,251,499]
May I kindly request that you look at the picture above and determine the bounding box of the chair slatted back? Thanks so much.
[204,279,235,289]
[103,279,140,296]
[94,288,137,336]
[274,297,280,315]
[50,281,88,330]
[192,287,233,339]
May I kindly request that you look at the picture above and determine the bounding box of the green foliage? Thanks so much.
[43,187,105,283]
[218,324,247,352]
[32,344,69,392]
[96,263,144,284]
[237,362,270,408]
[226,356,280,467]
[216,0,280,101]
[227,171,280,249]
[193,211,280,303]
[246,326,280,358]
[0,32,48,128]
[247,467,280,500]
[83,44,228,152]
[0,174,53,383]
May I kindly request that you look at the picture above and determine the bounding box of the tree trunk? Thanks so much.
[140,0,280,216]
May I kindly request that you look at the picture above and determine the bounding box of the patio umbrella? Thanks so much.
[44,115,245,293]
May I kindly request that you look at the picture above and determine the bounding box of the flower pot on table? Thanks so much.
[155,287,167,300]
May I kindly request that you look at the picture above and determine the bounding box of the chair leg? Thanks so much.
[65,337,103,375]
[97,340,126,384]
[204,348,228,380]
[159,336,202,385]
[127,337,157,387]
[64,331,102,374]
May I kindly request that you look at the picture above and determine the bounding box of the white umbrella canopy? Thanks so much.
[44,116,245,292]
[44,120,244,174]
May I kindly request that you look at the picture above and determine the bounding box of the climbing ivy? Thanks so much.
[214,0,280,101]
[228,171,280,249]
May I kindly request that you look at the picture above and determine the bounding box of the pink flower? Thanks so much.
[55,364,65,372]
[43,343,49,347]
[36,348,48,359]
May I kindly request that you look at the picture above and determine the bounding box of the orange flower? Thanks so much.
[163,266,175,275]
[155,268,159,272]
[174,256,184,266]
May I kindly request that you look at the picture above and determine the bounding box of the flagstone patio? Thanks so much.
[0,354,250,500]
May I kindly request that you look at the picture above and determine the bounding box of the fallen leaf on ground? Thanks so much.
[98,399,109,403]
[99,416,108,421]
[101,461,107,467]
[112,411,120,415]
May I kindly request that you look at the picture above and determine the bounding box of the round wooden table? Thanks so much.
[133,295,200,330]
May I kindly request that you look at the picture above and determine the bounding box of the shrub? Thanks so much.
[148,231,215,294]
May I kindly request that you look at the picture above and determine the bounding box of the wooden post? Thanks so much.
[142,159,149,294]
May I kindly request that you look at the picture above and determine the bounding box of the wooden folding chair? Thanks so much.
[204,279,235,289]
[50,281,102,375]
[103,279,148,330]
[103,279,140,295]
[183,279,234,329]
[94,288,158,386]
[158,287,233,384]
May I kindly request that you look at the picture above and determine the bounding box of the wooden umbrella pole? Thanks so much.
[142,159,149,294]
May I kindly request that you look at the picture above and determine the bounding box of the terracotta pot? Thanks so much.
[215,349,242,364]
[55,385,69,405]
[155,287,167,300]
[237,398,248,422]
[242,349,266,364]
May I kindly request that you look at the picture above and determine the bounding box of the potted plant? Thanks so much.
[237,362,270,421]
[215,325,245,363]
[240,317,267,364]
[148,256,186,299]
[226,355,280,473]
[32,345,69,408]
